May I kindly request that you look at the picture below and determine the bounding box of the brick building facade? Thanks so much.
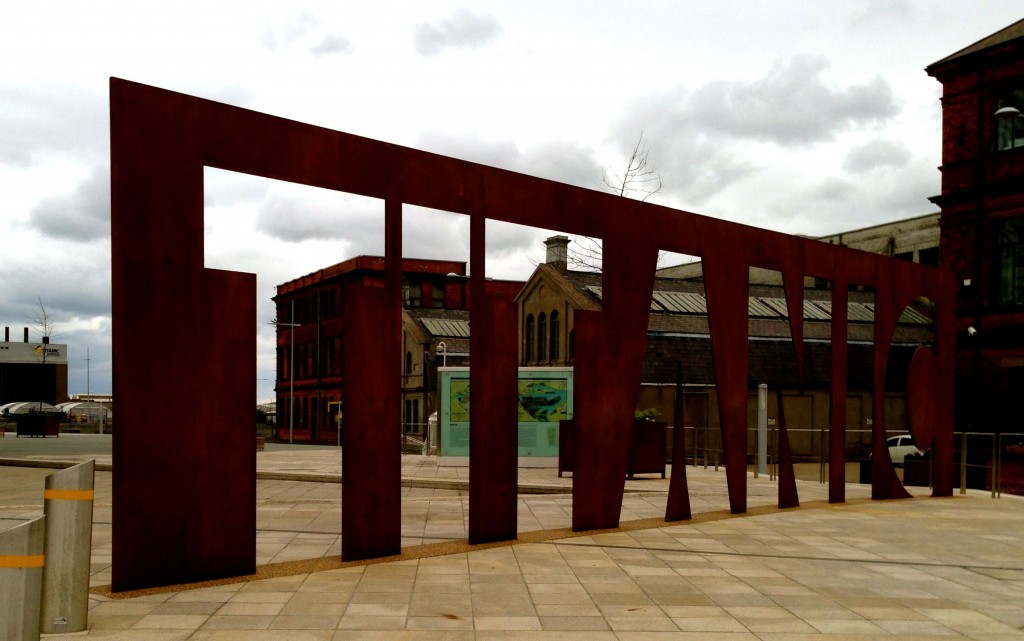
[274,256,521,443]
[927,19,1024,431]
[516,237,935,458]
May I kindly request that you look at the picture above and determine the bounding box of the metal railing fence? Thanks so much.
[674,424,1023,498]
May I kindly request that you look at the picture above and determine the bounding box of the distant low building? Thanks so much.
[0,325,68,407]
[54,401,111,424]
[256,401,276,425]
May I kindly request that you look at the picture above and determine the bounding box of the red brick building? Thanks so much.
[274,256,522,443]
[927,19,1024,430]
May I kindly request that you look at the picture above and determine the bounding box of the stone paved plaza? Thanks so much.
[1,435,1023,640]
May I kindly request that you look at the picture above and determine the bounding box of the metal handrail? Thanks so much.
[674,424,1022,499]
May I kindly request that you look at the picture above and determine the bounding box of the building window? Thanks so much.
[405,351,413,375]
[998,217,1024,305]
[549,311,560,361]
[995,89,1024,151]
[404,399,419,433]
[403,282,422,308]
[525,314,534,362]
[328,289,336,318]
[432,282,445,308]
[537,312,547,362]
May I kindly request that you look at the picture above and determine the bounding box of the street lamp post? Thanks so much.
[278,300,301,445]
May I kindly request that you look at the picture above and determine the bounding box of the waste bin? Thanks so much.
[859,459,872,484]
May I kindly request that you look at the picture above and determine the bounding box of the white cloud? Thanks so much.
[0,86,107,167]
[2,0,1023,400]
[842,138,913,173]
[685,55,899,147]
[610,88,758,206]
[255,192,384,244]
[262,13,321,50]
[847,0,913,29]
[413,9,501,57]
[416,131,602,190]
[1,250,111,321]
[29,166,110,241]
[607,54,905,209]
[310,34,353,57]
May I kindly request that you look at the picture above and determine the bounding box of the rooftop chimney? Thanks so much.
[544,235,570,269]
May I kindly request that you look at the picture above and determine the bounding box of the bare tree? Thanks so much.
[29,297,58,410]
[602,131,662,201]
[29,297,58,342]
[569,131,663,271]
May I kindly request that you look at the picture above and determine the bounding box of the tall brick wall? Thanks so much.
[928,28,1024,430]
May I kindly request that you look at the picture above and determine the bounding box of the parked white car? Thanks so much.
[885,434,924,466]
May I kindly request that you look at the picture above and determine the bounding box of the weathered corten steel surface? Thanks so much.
[468,207,520,544]
[573,228,660,530]
[468,295,519,543]
[110,75,258,593]
[342,284,401,561]
[665,369,692,522]
[775,389,800,509]
[110,77,956,590]
[829,283,850,503]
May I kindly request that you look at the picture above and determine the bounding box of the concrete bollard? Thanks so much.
[0,516,46,641]
[40,460,95,634]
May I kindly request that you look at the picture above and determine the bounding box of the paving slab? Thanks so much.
[1,440,1023,639]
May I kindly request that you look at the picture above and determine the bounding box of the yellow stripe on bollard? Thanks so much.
[43,489,95,501]
[0,555,45,568]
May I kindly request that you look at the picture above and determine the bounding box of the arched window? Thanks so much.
[549,310,560,360]
[525,314,535,362]
[537,312,547,361]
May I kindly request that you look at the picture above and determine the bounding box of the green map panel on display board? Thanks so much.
[439,367,573,458]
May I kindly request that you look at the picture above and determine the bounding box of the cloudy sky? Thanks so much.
[1,1,1020,402]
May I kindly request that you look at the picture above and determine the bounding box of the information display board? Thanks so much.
[438,367,573,461]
